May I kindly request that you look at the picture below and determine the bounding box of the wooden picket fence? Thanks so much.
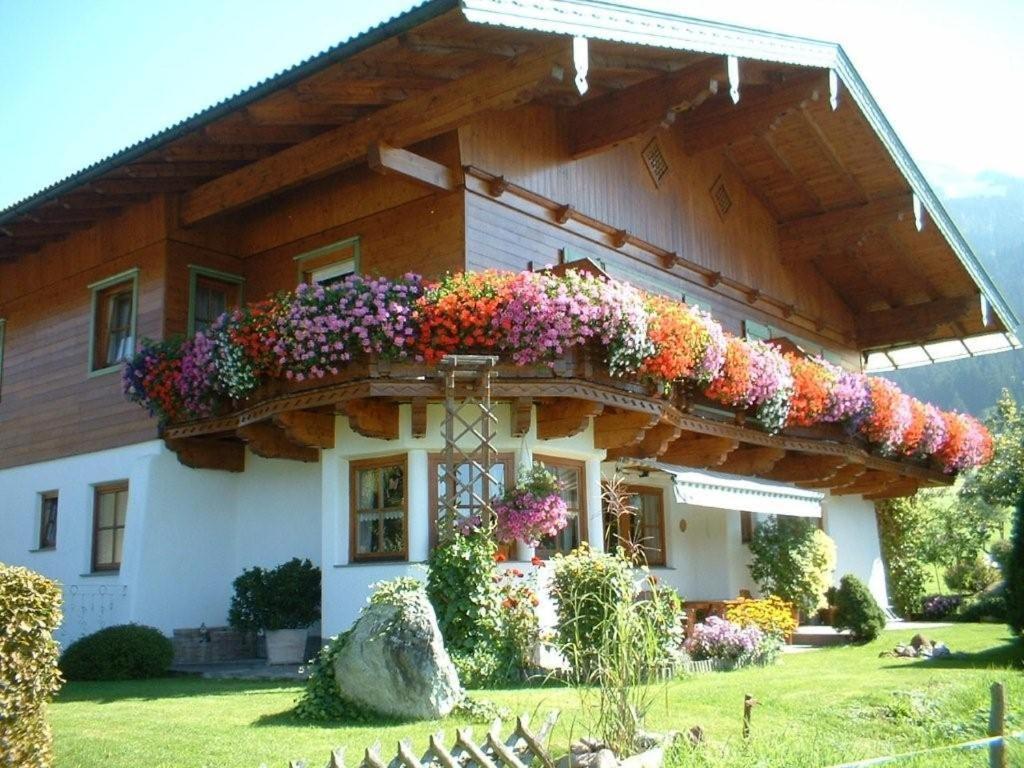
[273,711,560,768]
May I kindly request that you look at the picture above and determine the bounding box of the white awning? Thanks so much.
[624,462,823,518]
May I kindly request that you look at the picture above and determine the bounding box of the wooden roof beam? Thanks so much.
[681,71,829,156]
[761,453,846,483]
[779,193,914,259]
[338,398,399,440]
[594,410,661,450]
[716,446,786,476]
[237,422,319,462]
[660,435,739,468]
[166,437,245,472]
[536,398,604,440]
[202,121,328,146]
[568,56,726,158]
[368,141,460,192]
[857,294,978,348]
[180,42,567,225]
[606,423,682,460]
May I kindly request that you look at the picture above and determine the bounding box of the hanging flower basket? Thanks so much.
[493,464,569,547]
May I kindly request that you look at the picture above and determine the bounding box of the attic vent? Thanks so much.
[641,138,669,187]
[710,175,732,218]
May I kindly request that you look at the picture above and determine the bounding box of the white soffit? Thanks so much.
[624,461,823,518]
[864,332,1022,372]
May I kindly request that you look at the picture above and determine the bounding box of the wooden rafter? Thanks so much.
[716,446,786,476]
[568,55,726,158]
[368,141,460,191]
[165,437,245,472]
[180,42,568,225]
[803,462,866,489]
[237,422,319,462]
[272,410,335,449]
[593,409,660,450]
[536,398,604,440]
[338,398,399,440]
[511,397,533,438]
[778,193,914,260]
[606,423,682,460]
[762,454,846,483]
[857,295,977,348]
[681,71,829,155]
[798,104,869,205]
[660,435,738,468]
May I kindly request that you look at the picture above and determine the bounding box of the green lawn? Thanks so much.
[52,624,1022,768]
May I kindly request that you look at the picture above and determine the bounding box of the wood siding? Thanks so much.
[459,105,858,354]
[0,200,169,469]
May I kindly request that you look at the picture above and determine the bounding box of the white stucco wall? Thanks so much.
[822,492,889,608]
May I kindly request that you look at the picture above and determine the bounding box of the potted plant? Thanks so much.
[492,463,569,547]
[228,558,321,664]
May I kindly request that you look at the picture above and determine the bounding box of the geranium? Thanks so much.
[274,274,422,379]
[177,333,218,417]
[704,337,792,432]
[917,403,948,456]
[786,355,838,428]
[704,336,753,407]
[859,377,912,452]
[900,398,926,456]
[642,296,725,386]
[417,271,511,363]
[122,340,185,423]
[824,370,871,425]
[493,464,569,547]
[936,412,994,472]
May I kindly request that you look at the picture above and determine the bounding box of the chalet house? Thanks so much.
[0,0,1018,646]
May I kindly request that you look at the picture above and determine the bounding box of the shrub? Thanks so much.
[426,528,500,653]
[228,558,321,632]
[920,593,962,620]
[549,543,635,674]
[876,498,930,618]
[1008,502,1024,635]
[956,588,1008,623]
[684,616,777,665]
[0,564,63,768]
[944,556,1000,594]
[990,539,1013,574]
[725,596,797,639]
[59,624,173,681]
[748,516,836,617]
[832,574,886,642]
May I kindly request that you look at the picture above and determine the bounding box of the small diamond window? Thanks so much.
[710,176,732,218]
[641,138,669,187]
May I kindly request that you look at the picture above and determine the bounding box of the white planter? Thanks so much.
[265,627,308,665]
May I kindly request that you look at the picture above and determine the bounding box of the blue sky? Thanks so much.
[1,0,1021,210]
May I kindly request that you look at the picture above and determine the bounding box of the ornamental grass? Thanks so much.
[123,269,993,472]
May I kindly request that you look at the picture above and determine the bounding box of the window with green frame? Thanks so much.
[88,269,139,375]
[295,236,360,287]
[187,266,244,335]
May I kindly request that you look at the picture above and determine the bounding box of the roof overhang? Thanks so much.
[460,0,1020,337]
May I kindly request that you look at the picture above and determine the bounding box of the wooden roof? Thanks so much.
[1,0,1015,349]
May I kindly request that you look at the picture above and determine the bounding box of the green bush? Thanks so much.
[990,539,1013,574]
[749,516,836,617]
[876,498,930,618]
[0,564,63,768]
[228,558,321,632]
[426,528,500,653]
[59,624,173,681]
[832,574,886,642]
[1007,502,1024,635]
[956,586,1007,623]
[944,556,1000,593]
[549,543,636,675]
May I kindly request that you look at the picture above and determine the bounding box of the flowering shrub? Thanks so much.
[921,593,958,622]
[123,268,992,472]
[493,463,569,547]
[724,596,798,639]
[684,616,768,664]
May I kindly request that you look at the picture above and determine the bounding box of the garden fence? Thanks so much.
[271,711,559,768]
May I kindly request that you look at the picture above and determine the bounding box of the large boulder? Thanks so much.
[333,589,461,720]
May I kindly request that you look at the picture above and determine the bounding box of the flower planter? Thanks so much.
[264,627,308,665]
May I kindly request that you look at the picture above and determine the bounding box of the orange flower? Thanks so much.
[493,552,507,563]
[705,336,752,407]
[786,355,836,428]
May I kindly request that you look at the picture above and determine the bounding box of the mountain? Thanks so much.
[882,172,1024,416]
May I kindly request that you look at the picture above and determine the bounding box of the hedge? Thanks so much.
[0,563,63,768]
[60,624,173,681]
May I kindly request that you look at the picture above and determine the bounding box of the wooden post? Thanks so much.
[989,682,1006,768]
[743,694,757,739]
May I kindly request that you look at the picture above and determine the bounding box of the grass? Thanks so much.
[52,624,1022,768]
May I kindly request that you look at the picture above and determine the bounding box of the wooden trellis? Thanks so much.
[276,711,559,768]
[437,355,502,541]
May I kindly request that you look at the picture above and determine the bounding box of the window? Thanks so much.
[740,510,772,544]
[38,492,58,550]
[603,486,666,566]
[92,483,128,571]
[295,237,360,287]
[187,266,243,334]
[533,456,586,558]
[350,455,406,561]
[428,453,514,548]
[89,270,138,374]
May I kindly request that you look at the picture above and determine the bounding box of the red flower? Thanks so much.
[530,555,544,567]
[493,552,507,563]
